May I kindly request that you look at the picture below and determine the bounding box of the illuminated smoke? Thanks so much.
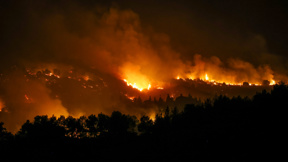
[0,70,69,133]
[0,1,286,133]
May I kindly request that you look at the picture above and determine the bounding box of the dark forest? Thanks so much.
[1,84,286,162]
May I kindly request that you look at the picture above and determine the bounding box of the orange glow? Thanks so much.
[24,94,29,101]
[24,94,34,103]
[128,96,135,100]
[120,62,152,91]
[83,75,90,81]
[123,79,151,91]
[44,72,60,78]
[149,112,156,122]
[0,99,5,112]
[205,74,209,81]
[175,73,276,86]
[124,94,135,100]
[270,80,276,85]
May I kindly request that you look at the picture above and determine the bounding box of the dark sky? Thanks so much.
[1,0,288,74]
[116,0,288,64]
[113,0,288,56]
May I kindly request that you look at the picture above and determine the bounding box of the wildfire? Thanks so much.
[123,79,151,91]
[45,72,60,78]
[175,73,277,86]
[205,74,209,81]
[270,80,276,85]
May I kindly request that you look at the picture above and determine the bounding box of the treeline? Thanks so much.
[0,84,287,161]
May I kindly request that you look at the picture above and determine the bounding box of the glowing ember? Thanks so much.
[24,94,33,103]
[24,94,29,100]
[124,94,136,100]
[0,99,5,112]
[175,74,277,86]
[128,96,135,100]
[83,75,90,81]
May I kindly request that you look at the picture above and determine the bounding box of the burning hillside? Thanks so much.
[0,64,277,133]
[0,1,287,133]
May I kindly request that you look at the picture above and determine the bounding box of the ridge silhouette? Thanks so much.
[0,84,286,161]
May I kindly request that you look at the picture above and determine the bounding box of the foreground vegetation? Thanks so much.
[0,84,287,161]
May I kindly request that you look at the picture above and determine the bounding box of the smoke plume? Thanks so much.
[0,0,286,132]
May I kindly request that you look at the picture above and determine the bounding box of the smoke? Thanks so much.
[0,70,68,133]
[0,1,279,83]
[0,0,286,132]
[183,54,275,84]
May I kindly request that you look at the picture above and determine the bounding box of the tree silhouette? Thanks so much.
[138,115,153,135]
[1,84,286,161]
[86,114,98,138]
[0,122,12,142]
[97,113,109,136]
[108,111,137,136]
[64,116,87,138]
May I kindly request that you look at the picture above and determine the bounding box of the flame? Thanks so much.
[149,112,156,122]
[43,72,60,78]
[175,73,277,86]
[205,74,209,81]
[148,84,152,90]
[123,79,151,91]
[124,94,136,100]
[83,75,90,81]
[270,80,276,85]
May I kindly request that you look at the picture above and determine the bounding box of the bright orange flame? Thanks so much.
[176,74,276,86]
[205,74,209,81]
[123,79,151,91]
[270,80,276,85]
[148,84,151,90]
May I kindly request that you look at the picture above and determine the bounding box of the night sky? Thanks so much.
[1,0,288,71]
[1,2,287,160]
[113,0,288,75]
[125,0,288,56]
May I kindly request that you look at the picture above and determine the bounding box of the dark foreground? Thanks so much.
[1,84,287,162]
